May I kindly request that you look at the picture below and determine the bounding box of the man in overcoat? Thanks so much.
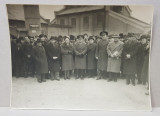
[122,36,139,86]
[87,36,97,77]
[45,36,61,81]
[22,37,33,78]
[61,36,74,79]
[32,39,48,83]
[136,35,148,84]
[74,35,87,79]
[15,39,24,77]
[95,31,109,80]
[107,35,123,82]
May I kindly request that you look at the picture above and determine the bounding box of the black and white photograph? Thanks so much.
[7,4,153,110]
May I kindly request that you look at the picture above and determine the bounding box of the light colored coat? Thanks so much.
[107,41,123,73]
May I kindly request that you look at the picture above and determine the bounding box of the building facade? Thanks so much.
[7,5,49,38]
[49,5,151,36]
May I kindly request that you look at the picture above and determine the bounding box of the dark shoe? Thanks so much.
[96,77,101,80]
[42,79,46,82]
[132,83,135,86]
[114,78,117,82]
[108,79,112,82]
[38,80,42,83]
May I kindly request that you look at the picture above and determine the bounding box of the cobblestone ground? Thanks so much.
[11,76,151,111]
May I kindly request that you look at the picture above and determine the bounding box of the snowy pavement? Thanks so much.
[11,77,151,111]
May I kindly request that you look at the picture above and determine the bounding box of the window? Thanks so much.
[71,18,76,28]
[60,19,65,25]
[111,6,122,13]
[83,16,89,30]
[97,15,103,27]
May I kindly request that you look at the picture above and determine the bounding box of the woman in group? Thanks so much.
[61,36,74,79]
[87,36,97,77]
[74,35,87,79]
[32,39,48,83]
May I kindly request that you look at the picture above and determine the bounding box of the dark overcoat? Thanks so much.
[11,41,17,76]
[87,43,97,69]
[141,48,149,84]
[61,42,74,71]
[107,41,123,73]
[32,45,48,74]
[136,42,147,75]
[122,39,139,75]
[95,39,109,71]
[21,42,33,72]
[74,41,87,69]
[45,42,61,72]
[15,44,25,76]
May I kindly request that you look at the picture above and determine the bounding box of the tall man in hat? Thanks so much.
[87,36,97,77]
[122,35,139,86]
[45,36,61,81]
[95,31,109,80]
[136,35,148,84]
[22,36,33,78]
[74,35,87,79]
[32,39,48,83]
[107,34,123,82]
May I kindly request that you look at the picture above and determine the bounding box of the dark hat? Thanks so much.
[119,33,124,38]
[140,35,147,40]
[96,36,102,40]
[77,35,84,39]
[50,36,57,41]
[39,34,45,38]
[100,31,108,36]
[88,36,94,41]
[64,36,70,40]
[70,35,75,41]
[16,39,21,44]
[127,33,135,38]
[36,38,42,43]
[83,33,88,37]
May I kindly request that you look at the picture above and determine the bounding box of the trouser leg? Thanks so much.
[37,74,42,83]
[64,71,67,80]
[55,72,60,81]
[108,72,113,81]
[113,73,118,82]
[67,70,70,79]
[96,70,102,80]
[126,74,130,85]
[137,73,142,84]
[41,73,46,82]
[131,74,136,86]
[50,71,55,80]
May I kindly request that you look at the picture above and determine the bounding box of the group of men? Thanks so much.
[11,31,150,86]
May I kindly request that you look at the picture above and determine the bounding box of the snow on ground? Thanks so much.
[11,76,151,111]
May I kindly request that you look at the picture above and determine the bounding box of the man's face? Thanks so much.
[65,38,70,44]
[89,39,94,44]
[37,42,42,46]
[50,39,56,44]
[79,37,84,42]
[114,37,119,42]
[141,38,147,44]
[84,35,88,39]
[102,34,107,40]
[21,39,25,44]
[41,37,46,42]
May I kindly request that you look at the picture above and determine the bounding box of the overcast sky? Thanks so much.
[39,5,153,24]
